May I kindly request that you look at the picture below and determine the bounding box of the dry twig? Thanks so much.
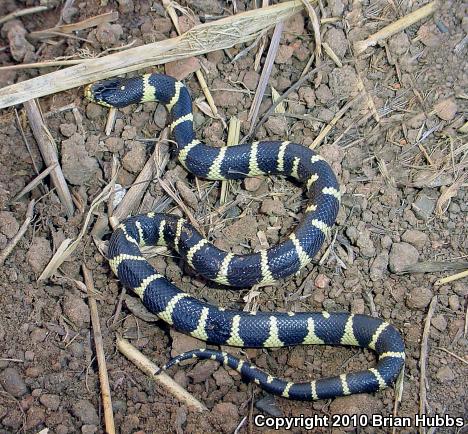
[116,337,207,412]
[0,5,49,25]
[82,266,116,434]
[435,269,468,286]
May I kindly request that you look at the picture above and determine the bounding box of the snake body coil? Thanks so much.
[86,73,405,401]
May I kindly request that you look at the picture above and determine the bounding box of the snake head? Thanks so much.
[84,77,142,108]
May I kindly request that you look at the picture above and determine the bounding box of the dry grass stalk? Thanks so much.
[0,0,316,109]
[322,42,342,67]
[0,5,49,25]
[29,11,119,39]
[110,130,169,228]
[419,295,437,434]
[301,0,321,58]
[116,337,207,412]
[436,347,468,365]
[220,116,241,205]
[354,1,438,54]
[0,200,35,266]
[105,107,118,136]
[247,21,284,133]
[23,99,75,217]
[435,269,468,286]
[271,87,285,113]
[82,266,116,434]
[13,163,58,202]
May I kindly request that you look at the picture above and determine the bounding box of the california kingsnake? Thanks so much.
[86,73,405,401]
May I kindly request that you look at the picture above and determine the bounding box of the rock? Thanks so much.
[299,87,315,108]
[264,116,288,135]
[356,230,375,258]
[60,123,77,138]
[244,177,263,192]
[122,141,147,174]
[328,0,345,16]
[63,294,90,328]
[3,20,35,62]
[190,0,223,14]
[116,0,134,13]
[412,192,436,220]
[0,211,19,238]
[25,406,46,430]
[328,66,358,99]
[435,366,455,383]
[95,23,123,47]
[165,57,200,80]
[255,395,282,417]
[26,237,52,274]
[213,368,234,387]
[176,181,198,209]
[417,23,441,47]
[370,252,389,281]
[287,347,305,369]
[448,295,460,311]
[0,368,28,397]
[104,137,124,153]
[434,98,458,121]
[30,328,47,343]
[431,315,447,332]
[406,287,433,310]
[40,393,60,410]
[351,298,365,314]
[389,242,419,273]
[260,198,286,216]
[401,230,428,249]
[85,102,104,120]
[62,133,99,185]
[330,393,382,417]
[316,107,335,123]
[275,44,295,63]
[242,70,260,91]
[314,274,330,289]
[170,329,203,359]
[388,32,410,56]
[187,360,218,383]
[72,399,99,425]
[323,28,347,59]
[81,425,98,434]
[285,13,304,42]
[315,84,333,103]
[211,402,239,433]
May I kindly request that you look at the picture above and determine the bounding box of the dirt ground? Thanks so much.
[0,0,467,433]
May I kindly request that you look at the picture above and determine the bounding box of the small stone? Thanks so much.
[356,231,375,258]
[165,57,200,80]
[244,177,263,192]
[0,211,19,238]
[211,402,239,433]
[25,406,45,430]
[40,393,60,411]
[285,13,304,41]
[330,393,382,417]
[24,351,34,361]
[323,28,347,59]
[434,98,458,121]
[242,70,260,91]
[328,0,345,16]
[62,133,99,185]
[95,23,123,47]
[26,237,52,275]
[170,329,203,359]
[388,32,410,56]
[104,137,124,153]
[370,252,389,281]
[116,0,134,13]
[213,368,234,387]
[328,66,358,99]
[315,84,333,103]
[389,242,419,274]
[264,116,288,135]
[351,298,365,314]
[316,107,335,123]
[314,274,330,289]
[401,229,428,249]
[260,198,286,216]
[255,395,282,417]
[287,347,305,369]
[176,181,198,210]
[435,366,455,383]
[275,44,295,63]
[412,192,436,220]
[448,295,460,311]
[122,141,147,174]
[81,425,97,434]
[72,399,99,425]
[187,360,218,383]
[85,103,103,120]
[60,123,77,137]
[431,315,447,332]
[0,368,28,397]
[299,87,315,108]
[63,294,90,328]
[406,287,433,310]
[30,328,47,343]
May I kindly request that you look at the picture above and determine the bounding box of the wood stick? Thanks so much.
[13,162,58,202]
[116,337,207,412]
[0,200,35,265]
[419,295,437,434]
[0,0,316,109]
[82,266,116,434]
[29,11,119,39]
[220,116,240,205]
[0,5,49,26]
[434,269,468,286]
[23,100,74,217]
[354,1,438,54]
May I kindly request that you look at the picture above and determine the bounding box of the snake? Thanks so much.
[85,73,405,401]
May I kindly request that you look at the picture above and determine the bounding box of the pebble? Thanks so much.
[412,192,436,220]
[187,360,218,383]
[26,237,52,274]
[351,298,365,314]
[72,399,99,425]
[401,229,428,249]
[299,87,315,108]
[264,116,288,135]
[328,66,358,99]
[170,329,204,359]
[81,425,98,434]
[62,133,100,185]
[323,28,348,59]
[314,274,330,289]
[435,366,455,383]
[85,103,104,120]
[0,368,28,397]
[211,402,240,433]
[213,368,234,387]
[59,123,77,138]
[165,57,200,80]
[388,32,410,56]
[330,393,382,416]
[3,20,35,62]
[328,0,345,16]
[0,211,19,238]
[242,70,260,91]
[431,315,447,332]
[255,395,282,417]
[40,393,61,411]
[275,44,295,63]
[315,84,333,103]
[434,98,458,121]
[104,137,124,153]
[356,230,375,258]
[244,177,263,192]
[25,406,46,430]
[448,294,460,311]
[122,141,147,174]
[260,198,286,216]
[370,252,389,281]
[389,242,419,273]
[406,286,433,310]
[63,294,90,328]
[176,181,198,209]
[30,328,47,343]
[95,23,123,47]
